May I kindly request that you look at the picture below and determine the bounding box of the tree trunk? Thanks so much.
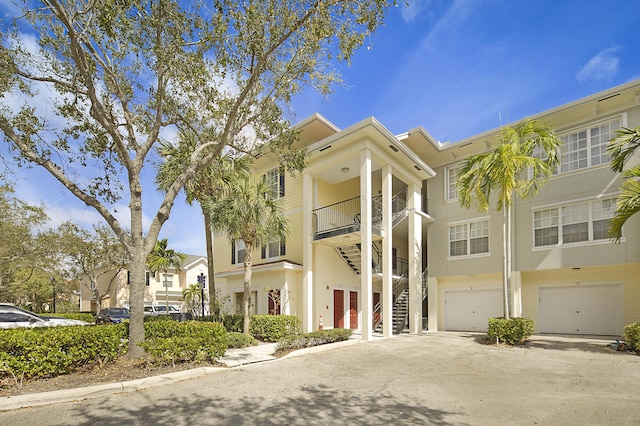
[127,251,147,358]
[203,209,217,318]
[243,242,253,335]
[502,202,510,320]
[506,203,512,319]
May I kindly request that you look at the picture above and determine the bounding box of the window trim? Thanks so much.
[444,162,463,201]
[263,166,285,199]
[554,115,625,175]
[232,239,246,265]
[532,195,618,249]
[447,217,490,259]
[261,238,286,260]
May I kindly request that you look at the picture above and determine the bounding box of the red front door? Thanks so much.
[349,291,358,329]
[334,290,344,328]
[373,292,381,326]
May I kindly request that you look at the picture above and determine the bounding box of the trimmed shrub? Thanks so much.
[250,315,301,342]
[221,314,244,332]
[624,322,640,350]
[140,321,227,366]
[226,332,258,348]
[46,313,94,323]
[144,314,174,322]
[487,317,534,345]
[276,328,353,353]
[0,324,128,381]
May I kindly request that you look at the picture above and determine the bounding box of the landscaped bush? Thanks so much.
[46,312,95,323]
[276,328,353,353]
[139,321,227,366]
[624,322,640,351]
[226,331,258,348]
[487,317,534,345]
[250,315,301,342]
[0,324,128,381]
[143,314,174,322]
[221,314,244,332]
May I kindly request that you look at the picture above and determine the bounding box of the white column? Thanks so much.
[427,276,438,331]
[360,150,373,341]
[302,172,314,333]
[511,271,522,318]
[382,165,393,337]
[408,182,423,334]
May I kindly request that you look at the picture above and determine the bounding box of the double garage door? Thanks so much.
[444,283,623,335]
[444,287,502,332]
[538,283,623,336]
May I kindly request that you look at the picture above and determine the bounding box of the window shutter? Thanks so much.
[280,239,286,256]
[261,245,266,259]
[127,270,130,285]
[231,240,236,264]
[279,167,285,197]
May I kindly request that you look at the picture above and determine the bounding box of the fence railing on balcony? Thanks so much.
[312,195,382,240]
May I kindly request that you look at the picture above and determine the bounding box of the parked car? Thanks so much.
[143,305,180,316]
[0,303,89,329]
[95,307,130,324]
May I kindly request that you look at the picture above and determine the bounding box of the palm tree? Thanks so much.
[146,238,186,313]
[182,283,204,318]
[607,126,640,242]
[457,120,562,319]
[207,175,291,334]
[155,130,250,318]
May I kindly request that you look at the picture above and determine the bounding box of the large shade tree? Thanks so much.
[207,176,291,334]
[155,130,251,318]
[457,120,562,319]
[607,126,640,242]
[0,0,390,357]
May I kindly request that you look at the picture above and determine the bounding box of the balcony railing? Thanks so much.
[312,195,382,240]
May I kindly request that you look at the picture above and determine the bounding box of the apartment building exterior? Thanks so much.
[79,254,208,312]
[214,79,640,338]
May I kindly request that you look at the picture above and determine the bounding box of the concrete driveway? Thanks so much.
[0,332,638,425]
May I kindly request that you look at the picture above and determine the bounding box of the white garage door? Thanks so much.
[444,287,503,332]
[538,283,623,335]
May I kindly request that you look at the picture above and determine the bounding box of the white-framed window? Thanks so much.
[232,239,246,265]
[445,163,462,201]
[533,197,617,247]
[558,117,621,173]
[448,218,489,257]
[162,273,174,288]
[262,239,285,260]
[264,166,285,199]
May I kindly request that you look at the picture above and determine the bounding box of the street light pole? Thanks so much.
[199,273,206,317]
[50,277,56,313]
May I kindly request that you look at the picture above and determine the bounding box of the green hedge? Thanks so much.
[226,332,258,348]
[624,322,640,350]
[0,324,127,381]
[487,317,534,345]
[221,314,243,332]
[139,321,227,366]
[250,315,301,342]
[46,313,95,323]
[276,328,353,352]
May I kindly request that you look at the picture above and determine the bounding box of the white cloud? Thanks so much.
[576,46,621,82]
[400,0,428,23]
[420,0,479,49]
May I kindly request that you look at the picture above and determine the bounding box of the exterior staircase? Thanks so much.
[336,245,363,275]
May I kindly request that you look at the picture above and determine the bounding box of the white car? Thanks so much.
[0,303,89,329]
[143,305,181,316]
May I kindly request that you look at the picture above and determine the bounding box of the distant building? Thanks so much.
[79,254,208,312]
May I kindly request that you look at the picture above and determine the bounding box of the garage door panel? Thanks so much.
[445,288,502,332]
[538,284,623,335]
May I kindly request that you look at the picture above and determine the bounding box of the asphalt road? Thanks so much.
[1,332,638,425]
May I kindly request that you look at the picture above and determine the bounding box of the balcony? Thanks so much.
[312,195,382,244]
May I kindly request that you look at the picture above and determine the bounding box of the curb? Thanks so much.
[0,339,363,412]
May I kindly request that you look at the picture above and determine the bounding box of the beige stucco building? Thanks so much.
[215,79,640,338]
[79,255,208,312]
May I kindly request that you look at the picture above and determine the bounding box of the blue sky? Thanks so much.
[3,0,640,256]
